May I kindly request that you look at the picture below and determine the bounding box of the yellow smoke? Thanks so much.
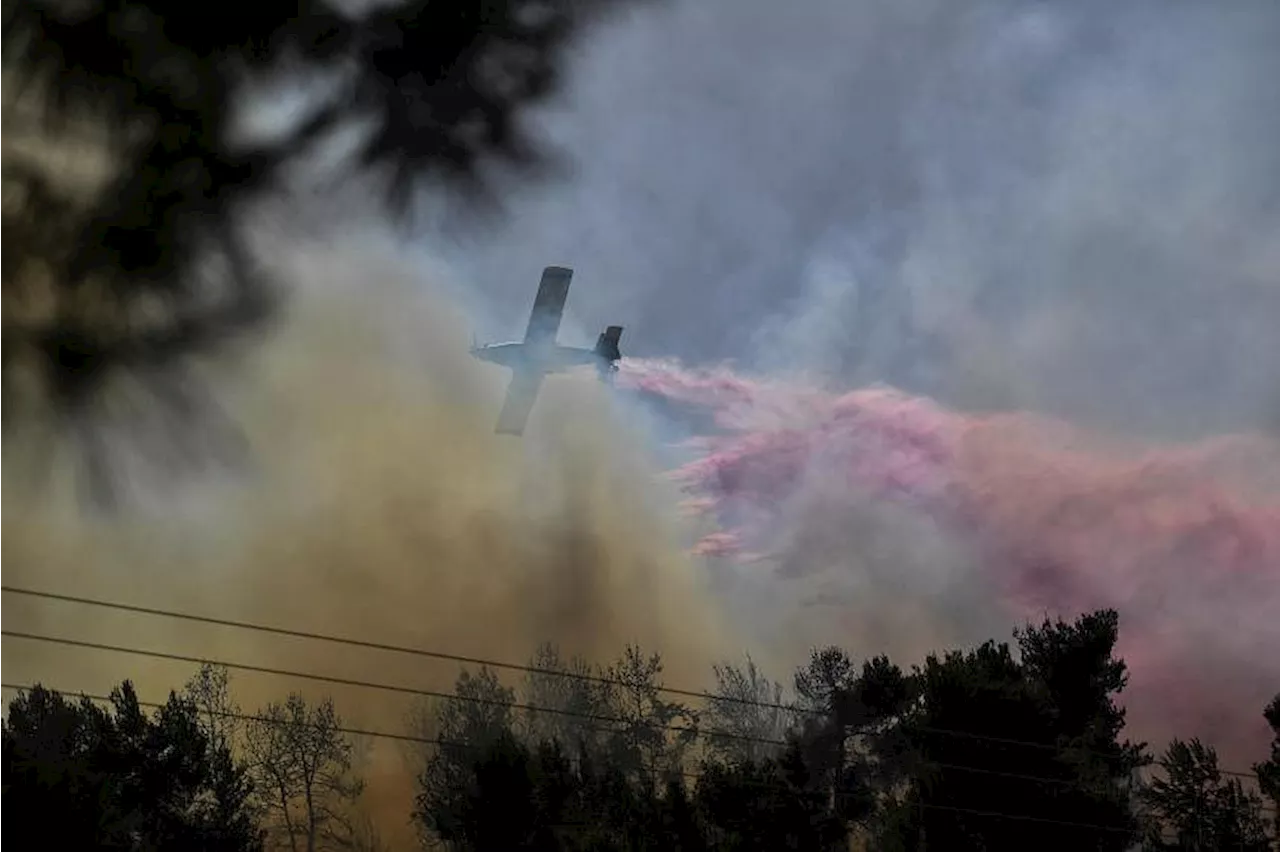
[1,241,737,844]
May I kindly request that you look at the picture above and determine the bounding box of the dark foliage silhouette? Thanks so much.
[243,692,365,852]
[695,743,847,852]
[415,724,847,851]
[8,615,1275,850]
[409,615,1162,850]
[414,650,844,851]
[1140,738,1271,852]
[2,681,261,851]
[867,610,1146,851]
[2,0,641,495]
[702,655,790,764]
[789,649,907,832]
[1255,694,1280,841]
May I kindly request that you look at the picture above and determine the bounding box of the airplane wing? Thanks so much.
[495,369,545,436]
[547,346,602,368]
[522,266,573,346]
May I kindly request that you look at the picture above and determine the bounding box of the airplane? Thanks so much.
[470,265,624,436]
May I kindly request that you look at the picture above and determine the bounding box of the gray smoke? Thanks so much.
[444,0,1280,439]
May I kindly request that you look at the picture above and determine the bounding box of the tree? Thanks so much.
[788,649,906,831]
[871,610,1145,852]
[415,652,713,851]
[415,725,711,852]
[695,742,847,852]
[410,623,1215,851]
[184,662,242,753]
[418,731,583,852]
[703,655,791,765]
[790,645,858,815]
[793,646,858,716]
[1253,694,1279,840]
[522,642,611,758]
[2,0,646,495]
[595,645,699,785]
[1015,610,1139,769]
[1141,739,1271,852]
[242,692,364,852]
[2,681,261,850]
[415,666,521,847]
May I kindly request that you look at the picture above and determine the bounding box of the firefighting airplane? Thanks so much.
[470,266,624,436]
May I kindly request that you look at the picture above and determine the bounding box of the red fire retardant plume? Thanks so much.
[619,358,1280,758]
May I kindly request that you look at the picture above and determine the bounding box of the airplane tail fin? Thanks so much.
[594,325,623,361]
[594,325,623,382]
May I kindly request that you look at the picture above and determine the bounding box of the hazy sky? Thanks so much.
[435,0,1280,440]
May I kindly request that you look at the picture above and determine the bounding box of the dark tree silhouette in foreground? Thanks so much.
[242,692,365,852]
[1254,694,1280,841]
[859,610,1147,851]
[702,654,791,765]
[2,681,260,851]
[1140,738,1271,852]
[415,649,705,849]
[788,649,907,833]
[410,613,1158,851]
[2,0,643,495]
[414,710,838,851]
[695,743,847,852]
[18,614,1263,850]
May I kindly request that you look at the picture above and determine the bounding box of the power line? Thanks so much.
[0,681,1146,837]
[1,584,793,714]
[0,642,1116,798]
[0,628,775,746]
[2,585,1265,781]
[917,801,1134,835]
[897,721,1259,782]
[8,630,1271,810]
[0,681,432,746]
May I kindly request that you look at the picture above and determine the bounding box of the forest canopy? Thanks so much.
[6,610,1278,851]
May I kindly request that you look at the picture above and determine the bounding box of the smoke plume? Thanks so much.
[620,357,1280,760]
[1,241,736,844]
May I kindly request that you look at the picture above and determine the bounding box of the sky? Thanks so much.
[442,0,1280,440]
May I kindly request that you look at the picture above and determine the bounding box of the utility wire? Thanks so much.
[1,584,794,713]
[1,629,756,744]
[3,585,1265,781]
[8,633,1273,812]
[1,681,432,746]
[0,681,1146,836]
[0,652,1108,798]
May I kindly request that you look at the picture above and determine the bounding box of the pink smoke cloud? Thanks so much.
[619,358,1280,760]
